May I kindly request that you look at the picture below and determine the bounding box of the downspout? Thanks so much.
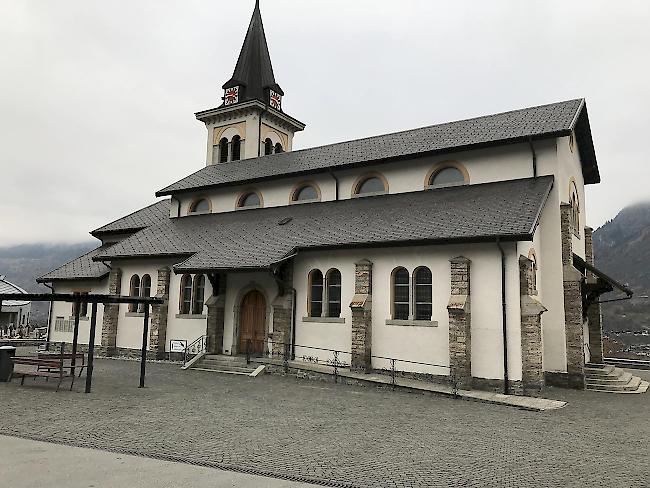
[528,136,537,177]
[329,169,339,201]
[43,282,54,348]
[496,238,509,395]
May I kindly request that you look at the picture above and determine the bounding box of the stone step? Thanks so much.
[587,375,642,392]
[197,363,257,374]
[189,367,253,376]
[586,371,632,384]
[204,354,246,362]
[585,362,612,370]
[585,364,616,376]
[587,379,648,394]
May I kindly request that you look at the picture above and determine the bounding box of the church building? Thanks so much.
[39,1,631,394]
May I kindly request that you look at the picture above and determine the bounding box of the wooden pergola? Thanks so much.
[0,293,163,393]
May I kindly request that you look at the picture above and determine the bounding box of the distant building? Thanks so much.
[38,1,629,393]
[0,275,31,334]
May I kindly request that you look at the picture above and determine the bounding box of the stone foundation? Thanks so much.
[447,257,472,389]
[350,259,373,372]
[100,268,122,356]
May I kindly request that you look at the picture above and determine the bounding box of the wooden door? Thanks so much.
[239,290,266,355]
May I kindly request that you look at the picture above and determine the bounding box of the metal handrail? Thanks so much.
[243,337,451,390]
[183,335,207,365]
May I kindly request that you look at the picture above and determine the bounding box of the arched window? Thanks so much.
[413,267,432,321]
[180,275,193,315]
[237,191,262,209]
[392,267,410,320]
[291,183,320,203]
[192,274,206,315]
[353,174,387,196]
[308,269,323,317]
[569,181,580,236]
[427,165,468,188]
[129,275,140,312]
[264,138,273,155]
[529,251,538,292]
[138,274,152,313]
[275,142,283,153]
[219,138,229,163]
[232,135,241,161]
[189,199,210,214]
[326,269,342,318]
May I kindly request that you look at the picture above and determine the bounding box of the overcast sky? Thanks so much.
[1,0,649,247]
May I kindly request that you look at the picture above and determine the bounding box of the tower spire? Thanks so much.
[222,0,283,108]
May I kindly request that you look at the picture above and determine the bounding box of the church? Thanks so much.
[39,1,631,394]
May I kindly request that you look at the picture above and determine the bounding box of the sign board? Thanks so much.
[170,340,187,353]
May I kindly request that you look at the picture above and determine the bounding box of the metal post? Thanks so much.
[390,359,396,390]
[283,342,290,374]
[333,351,339,384]
[139,304,149,388]
[85,303,98,394]
[246,339,251,365]
[70,299,81,377]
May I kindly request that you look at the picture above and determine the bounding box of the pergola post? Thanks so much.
[70,298,81,377]
[85,302,98,394]
[139,304,150,388]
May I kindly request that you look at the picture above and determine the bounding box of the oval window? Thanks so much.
[429,167,465,187]
[356,176,386,195]
[293,185,318,202]
[238,192,261,208]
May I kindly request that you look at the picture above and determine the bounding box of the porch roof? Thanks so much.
[94,176,553,273]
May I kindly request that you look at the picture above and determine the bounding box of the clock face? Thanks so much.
[224,86,239,105]
[269,90,281,110]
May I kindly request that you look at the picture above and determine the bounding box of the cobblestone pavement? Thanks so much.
[1,360,649,487]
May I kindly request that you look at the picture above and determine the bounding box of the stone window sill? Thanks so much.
[175,314,206,320]
[125,312,145,318]
[385,319,438,327]
[302,317,346,324]
[68,316,89,322]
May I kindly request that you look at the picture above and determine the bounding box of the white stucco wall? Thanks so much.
[49,279,108,346]
[293,243,524,381]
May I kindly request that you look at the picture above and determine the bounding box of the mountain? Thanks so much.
[593,202,650,333]
[0,242,97,325]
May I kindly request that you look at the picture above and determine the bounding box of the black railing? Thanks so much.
[183,335,207,365]
[243,338,453,392]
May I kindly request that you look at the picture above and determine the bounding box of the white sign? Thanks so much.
[170,340,187,353]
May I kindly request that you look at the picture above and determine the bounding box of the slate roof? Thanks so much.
[37,245,112,283]
[157,99,597,197]
[222,0,282,100]
[91,200,171,236]
[0,277,30,306]
[97,176,554,273]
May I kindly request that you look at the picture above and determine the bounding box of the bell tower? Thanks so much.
[196,0,305,165]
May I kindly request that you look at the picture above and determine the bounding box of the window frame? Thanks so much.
[290,181,321,204]
[128,275,140,313]
[137,274,152,313]
[180,274,193,315]
[231,135,242,161]
[188,198,211,215]
[413,267,433,321]
[219,137,229,163]
[325,268,342,318]
[352,172,388,198]
[264,138,273,155]
[425,162,469,189]
[308,269,324,318]
[236,189,263,209]
[391,267,410,320]
[569,180,580,237]
[192,274,206,315]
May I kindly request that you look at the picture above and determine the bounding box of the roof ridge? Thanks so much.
[199,98,584,168]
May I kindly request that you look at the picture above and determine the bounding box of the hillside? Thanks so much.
[593,202,650,333]
[0,242,97,325]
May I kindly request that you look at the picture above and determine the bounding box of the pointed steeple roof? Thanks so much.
[222,0,283,104]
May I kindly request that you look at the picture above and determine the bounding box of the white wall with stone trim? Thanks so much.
[293,243,524,381]
[49,279,108,346]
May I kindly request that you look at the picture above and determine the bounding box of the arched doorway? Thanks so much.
[239,290,267,355]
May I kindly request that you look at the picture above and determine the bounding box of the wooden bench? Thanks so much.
[38,352,87,378]
[9,357,74,392]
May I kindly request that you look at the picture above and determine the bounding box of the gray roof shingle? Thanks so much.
[91,200,171,236]
[157,99,596,196]
[37,245,112,283]
[98,176,554,272]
